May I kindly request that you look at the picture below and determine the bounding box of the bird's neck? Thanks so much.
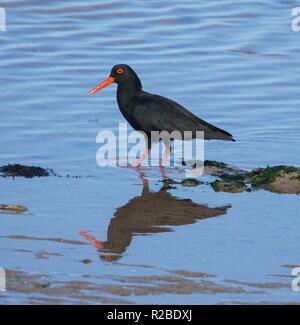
[117,79,142,111]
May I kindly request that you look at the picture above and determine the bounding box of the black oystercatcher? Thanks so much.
[89,64,235,167]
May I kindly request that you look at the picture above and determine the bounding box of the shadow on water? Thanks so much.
[80,170,231,261]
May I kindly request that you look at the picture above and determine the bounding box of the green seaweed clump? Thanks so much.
[211,180,247,193]
[218,173,248,182]
[162,178,203,189]
[181,178,203,187]
[249,165,299,187]
[204,160,228,169]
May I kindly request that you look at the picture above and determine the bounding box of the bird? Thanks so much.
[89,64,235,167]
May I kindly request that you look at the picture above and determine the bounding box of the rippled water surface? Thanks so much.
[0,0,300,304]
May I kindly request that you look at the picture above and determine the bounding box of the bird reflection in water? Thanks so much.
[80,170,230,261]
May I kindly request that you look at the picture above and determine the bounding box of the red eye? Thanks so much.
[117,68,124,75]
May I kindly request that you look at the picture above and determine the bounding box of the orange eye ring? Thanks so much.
[116,68,124,75]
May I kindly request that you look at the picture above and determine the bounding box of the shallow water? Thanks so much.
[0,0,300,304]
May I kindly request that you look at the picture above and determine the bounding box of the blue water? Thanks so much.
[0,0,300,304]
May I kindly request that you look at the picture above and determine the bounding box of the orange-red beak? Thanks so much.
[88,76,115,95]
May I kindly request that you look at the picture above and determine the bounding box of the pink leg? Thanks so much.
[160,145,171,179]
[160,164,167,180]
[161,145,171,167]
[131,148,150,168]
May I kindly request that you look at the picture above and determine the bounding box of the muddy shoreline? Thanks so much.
[3,264,298,305]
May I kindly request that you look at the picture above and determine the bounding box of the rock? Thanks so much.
[172,163,300,194]
[248,165,300,194]
[0,204,28,214]
[80,259,92,264]
[209,164,300,194]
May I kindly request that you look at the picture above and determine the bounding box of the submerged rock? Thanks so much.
[162,178,203,189]
[0,164,51,178]
[80,259,92,264]
[210,164,300,194]
[179,162,300,194]
[0,204,28,214]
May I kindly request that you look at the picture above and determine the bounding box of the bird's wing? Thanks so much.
[127,92,234,141]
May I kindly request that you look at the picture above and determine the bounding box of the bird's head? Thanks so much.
[88,64,142,95]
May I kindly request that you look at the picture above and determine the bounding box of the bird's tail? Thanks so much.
[203,125,235,141]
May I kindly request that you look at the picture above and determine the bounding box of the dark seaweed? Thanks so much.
[0,164,51,178]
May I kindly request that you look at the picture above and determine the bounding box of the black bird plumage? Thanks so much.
[89,64,235,149]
